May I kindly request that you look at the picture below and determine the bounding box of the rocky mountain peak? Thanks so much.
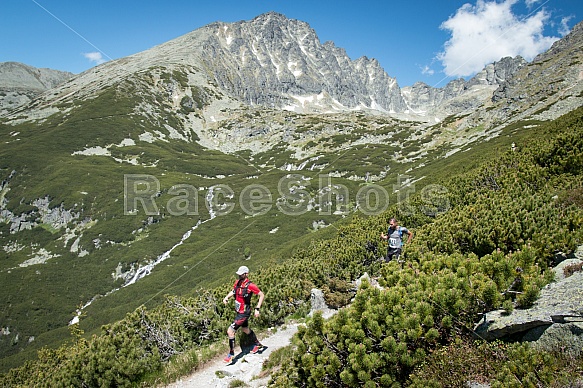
[0,62,73,91]
[400,55,527,117]
[196,12,406,113]
[467,56,527,87]
[534,20,583,62]
[488,20,583,123]
[2,14,581,126]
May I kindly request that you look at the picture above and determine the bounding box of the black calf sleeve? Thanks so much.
[248,329,259,344]
[229,337,235,353]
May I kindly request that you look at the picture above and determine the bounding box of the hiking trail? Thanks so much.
[164,323,300,388]
[163,283,359,387]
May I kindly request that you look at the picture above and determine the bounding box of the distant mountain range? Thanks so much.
[2,13,582,128]
[0,62,73,116]
[0,12,581,371]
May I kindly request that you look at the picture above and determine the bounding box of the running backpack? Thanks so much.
[234,281,252,310]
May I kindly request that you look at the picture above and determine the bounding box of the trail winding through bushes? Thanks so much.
[165,323,300,388]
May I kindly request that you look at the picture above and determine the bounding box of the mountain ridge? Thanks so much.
[2,14,581,126]
[0,62,73,116]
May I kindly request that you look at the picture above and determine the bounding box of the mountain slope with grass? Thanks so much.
[1,106,582,388]
[0,13,582,378]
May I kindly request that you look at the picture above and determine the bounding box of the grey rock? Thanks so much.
[198,12,406,113]
[553,257,583,281]
[467,382,490,388]
[354,272,383,290]
[474,268,583,346]
[523,322,583,357]
[0,62,73,91]
[467,56,527,87]
[491,20,583,117]
[309,288,336,319]
[402,56,526,116]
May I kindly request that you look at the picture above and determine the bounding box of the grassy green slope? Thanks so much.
[1,106,581,387]
[0,74,419,369]
[0,67,578,376]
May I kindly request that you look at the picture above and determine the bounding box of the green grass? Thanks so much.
[0,69,580,377]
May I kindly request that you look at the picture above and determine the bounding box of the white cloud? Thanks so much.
[420,65,435,76]
[559,16,573,37]
[437,0,559,78]
[524,0,541,7]
[83,52,106,65]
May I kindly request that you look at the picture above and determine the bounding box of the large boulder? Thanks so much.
[474,249,583,352]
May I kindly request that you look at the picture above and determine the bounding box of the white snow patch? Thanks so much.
[269,227,279,234]
[370,99,387,112]
[288,61,302,77]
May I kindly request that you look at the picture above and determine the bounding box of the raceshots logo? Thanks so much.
[123,174,450,217]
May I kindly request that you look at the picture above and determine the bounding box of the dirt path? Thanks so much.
[163,286,343,388]
[164,323,301,388]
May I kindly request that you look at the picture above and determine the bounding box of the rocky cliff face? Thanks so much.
[490,20,583,121]
[0,62,74,116]
[197,12,406,113]
[401,56,527,117]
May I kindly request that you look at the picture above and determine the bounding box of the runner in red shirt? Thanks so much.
[222,265,265,363]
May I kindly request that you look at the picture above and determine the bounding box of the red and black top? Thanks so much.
[232,278,261,314]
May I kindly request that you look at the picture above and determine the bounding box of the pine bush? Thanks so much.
[3,108,583,387]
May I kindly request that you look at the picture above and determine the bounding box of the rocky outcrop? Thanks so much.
[309,288,336,319]
[466,56,527,88]
[474,247,583,354]
[490,20,583,121]
[0,174,80,234]
[401,56,526,116]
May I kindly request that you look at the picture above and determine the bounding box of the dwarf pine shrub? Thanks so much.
[3,108,583,387]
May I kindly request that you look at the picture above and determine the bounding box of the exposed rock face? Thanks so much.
[0,62,74,116]
[467,56,528,87]
[309,288,336,319]
[401,56,527,116]
[198,12,406,113]
[474,247,583,354]
[0,62,73,90]
[491,20,583,119]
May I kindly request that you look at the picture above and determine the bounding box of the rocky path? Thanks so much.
[164,323,300,388]
[162,286,352,387]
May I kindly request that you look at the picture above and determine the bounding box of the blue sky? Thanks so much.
[1,0,580,87]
